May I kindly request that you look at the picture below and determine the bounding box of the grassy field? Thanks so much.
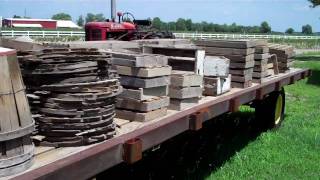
[208,53,320,179]
[98,53,320,180]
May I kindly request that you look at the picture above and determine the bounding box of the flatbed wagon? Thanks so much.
[5,68,311,180]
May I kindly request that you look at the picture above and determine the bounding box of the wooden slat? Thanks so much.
[7,54,33,127]
[0,56,18,133]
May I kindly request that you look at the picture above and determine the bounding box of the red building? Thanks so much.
[3,18,57,29]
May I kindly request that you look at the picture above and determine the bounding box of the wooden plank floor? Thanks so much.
[3,69,301,180]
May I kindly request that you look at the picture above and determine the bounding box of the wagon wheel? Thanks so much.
[254,88,286,130]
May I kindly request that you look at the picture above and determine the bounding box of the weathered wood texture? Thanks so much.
[203,56,230,77]
[171,71,203,87]
[18,48,122,147]
[268,43,295,72]
[195,40,255,88]
[0,47,35,177]
[142,45,205,75]
[203,75,231,96]
[112,50,170,121]
[169,98,200,111]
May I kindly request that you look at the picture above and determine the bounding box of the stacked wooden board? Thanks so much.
[17,48,122,147]
[0,47,35,177]
[268,44,295,73]
[253,45,275,83]
[169,71,203,110]
[203,56,231,96]
[142,45,205,75]
[195,40,256,88]
[112,52,171,122]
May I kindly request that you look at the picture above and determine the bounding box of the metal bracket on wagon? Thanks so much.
[123,138,143,164]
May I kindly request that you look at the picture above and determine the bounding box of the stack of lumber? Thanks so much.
[0,47,35,177]
[169,71,203,110]
[195,40,257,88]
[17,48,122,147]
[268,44,295,73]
[112,52,171,122]
[253,45,275,83]
[203,56,231,96]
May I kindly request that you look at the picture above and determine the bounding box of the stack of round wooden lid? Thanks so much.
[0,47,35,177]
[18,48,122,147]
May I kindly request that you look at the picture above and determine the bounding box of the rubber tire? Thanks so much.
[254,88,286,130]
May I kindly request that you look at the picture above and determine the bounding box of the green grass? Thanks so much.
[268,39,320,49]
[207,54,320,180]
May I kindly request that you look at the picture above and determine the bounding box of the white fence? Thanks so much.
[0,30,85,37]
[1,30,320,40]
[174,33,320,40]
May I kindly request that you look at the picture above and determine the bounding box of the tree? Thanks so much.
[260,21,271,33]
[85,13,105,23]
[176,18,187,31]
[308,0,320,7]
[77,15,84,27]
[185,19,193,31]
[302,24,313,34]
[52,13,72,20]
[168,22,176,31]
[95,13,105,21]
[285,28,294,34]
[13,15,21,18]
[152,17,162,30]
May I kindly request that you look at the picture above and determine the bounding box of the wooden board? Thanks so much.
[116,96,170,112]
[194,39,265,49]
[116,108,168,122]
[116,66,172,78]
[171,71,203,87]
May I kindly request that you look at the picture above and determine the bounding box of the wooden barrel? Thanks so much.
[0,47,35,177]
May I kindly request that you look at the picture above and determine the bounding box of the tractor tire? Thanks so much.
[254,88,286,130]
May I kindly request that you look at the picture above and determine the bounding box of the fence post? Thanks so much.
[71,31,73,37]
[57,31,60,37]
[27,31,30,37]
[11,30,14,37]
[42,31,45,38]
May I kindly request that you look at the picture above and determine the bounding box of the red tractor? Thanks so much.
[85,1,174,41]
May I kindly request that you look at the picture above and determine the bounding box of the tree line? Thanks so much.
[11,11,315,35]
[50,13,316,34]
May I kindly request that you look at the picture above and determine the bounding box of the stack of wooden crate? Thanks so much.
[253,45,275,83]
[195,40,256,88]
[112,52,171,122]
[203,56,231,96]
[268,44,295,73]
[169,71,203,110]
[18,48,122,147]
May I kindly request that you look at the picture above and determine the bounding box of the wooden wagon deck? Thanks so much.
[4,68,310,180]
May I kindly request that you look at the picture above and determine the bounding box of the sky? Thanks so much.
[0,0,319,32]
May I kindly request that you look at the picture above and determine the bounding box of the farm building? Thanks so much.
[2,18,80,29]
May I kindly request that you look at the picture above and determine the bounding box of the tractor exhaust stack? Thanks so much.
[111,0,116,21]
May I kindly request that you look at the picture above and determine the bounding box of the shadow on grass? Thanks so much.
[97,110,264,180]
[295,56,320,61]
[307,70,320,86]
